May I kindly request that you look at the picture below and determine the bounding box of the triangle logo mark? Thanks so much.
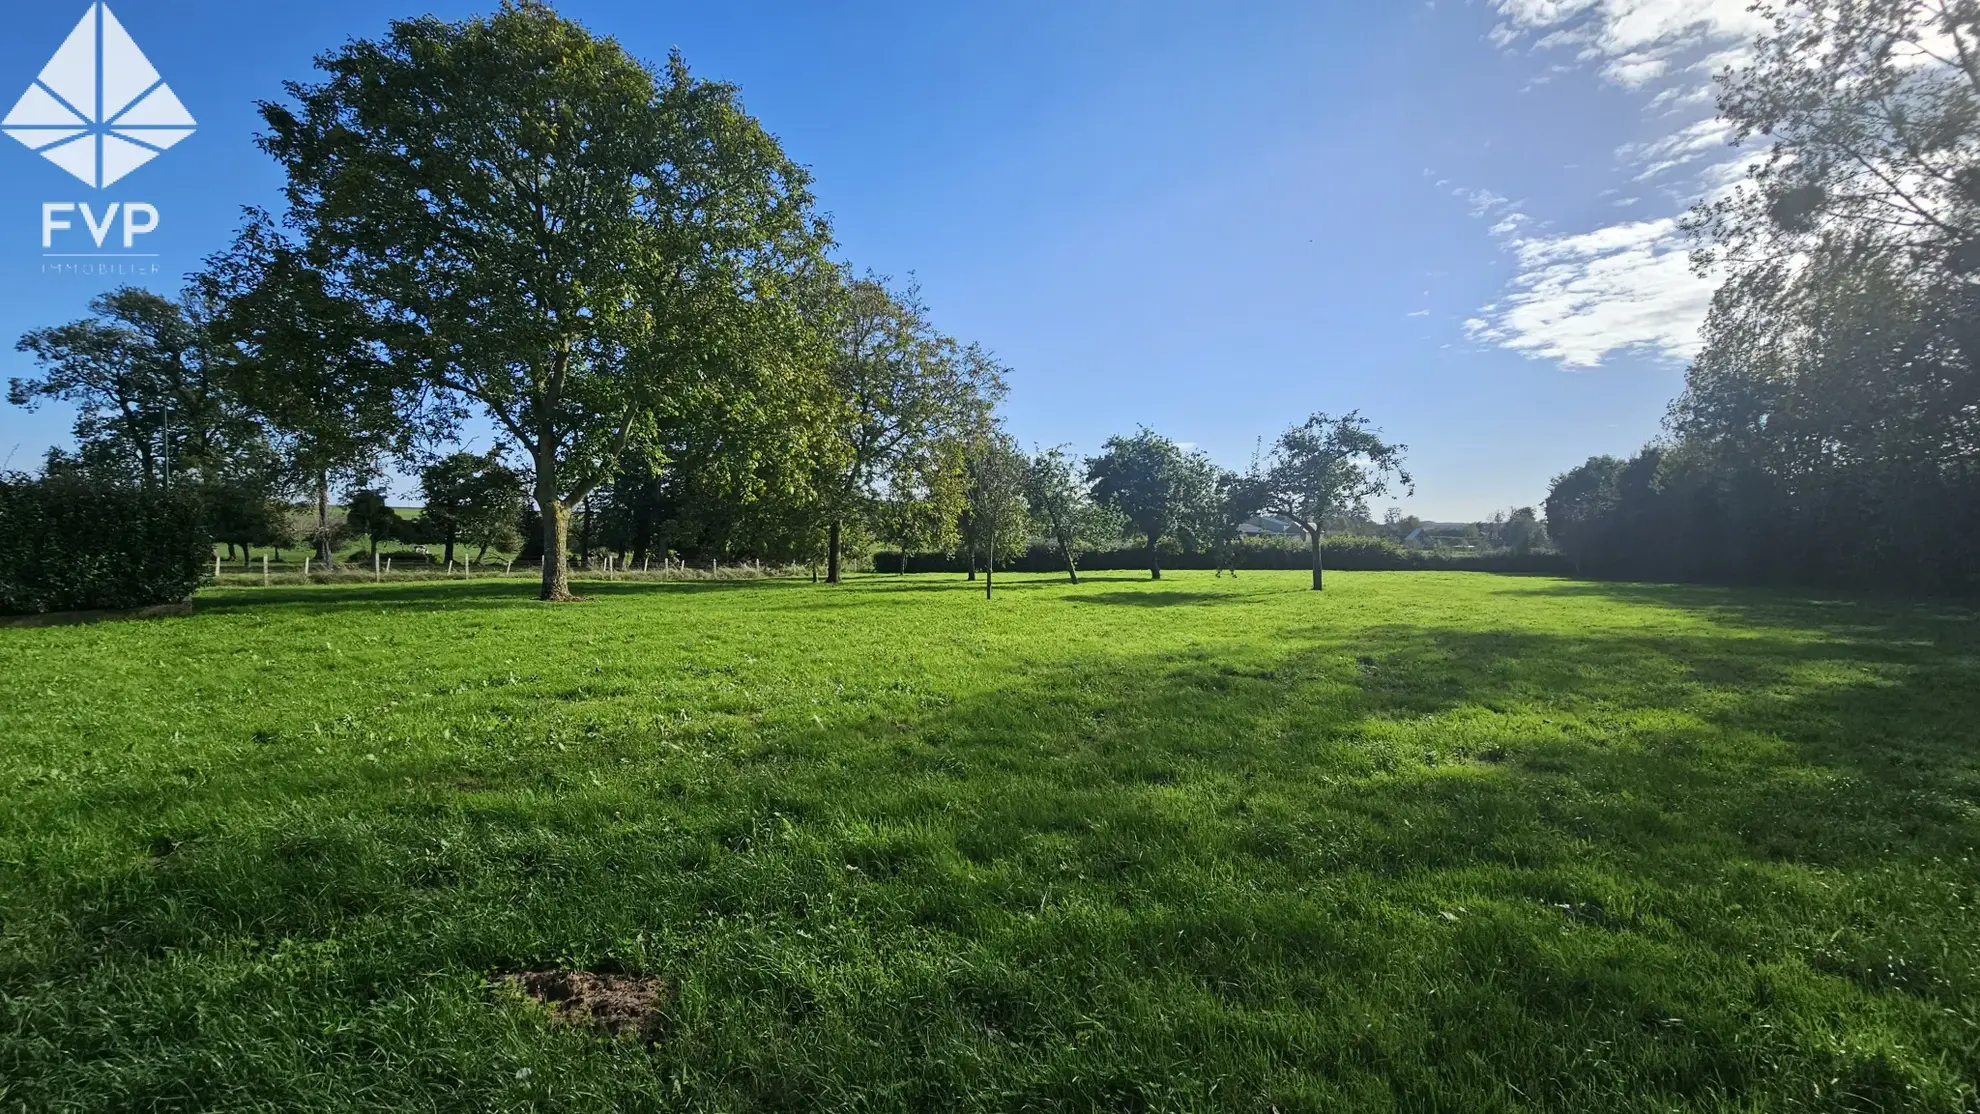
[3,3,196,188]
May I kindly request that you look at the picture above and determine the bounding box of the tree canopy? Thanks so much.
[1085,428,1219,581]
[257,1,830,599]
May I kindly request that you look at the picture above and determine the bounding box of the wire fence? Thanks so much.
[203,553,807,588]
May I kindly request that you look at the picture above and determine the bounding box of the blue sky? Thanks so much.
[0,0,1761,520]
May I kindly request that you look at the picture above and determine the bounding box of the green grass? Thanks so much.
[2,571,1977,1112]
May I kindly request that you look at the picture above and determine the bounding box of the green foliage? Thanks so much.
[880,533,1563,575]
[1085,427,1220,578]
[3,573,1977,1109]
[259,2,830,598]
[873,438,967,574]
[963,429,1029,596]
[1620,1,1980,593]
[1490,506,1549,555]
[199,211,424,563]
[1257,411,1411,589]
[819,274,1005,580]
[13,287,246,489]
[418,450,529,564]
[344,489,401,557]
[0,474,208,614]
[1024,444,1124,581]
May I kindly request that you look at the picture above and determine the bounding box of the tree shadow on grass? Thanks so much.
[188,576,815,615]
[1072,590,1243,607]
[10,598,1980,1111]
[1520,577,1980,636]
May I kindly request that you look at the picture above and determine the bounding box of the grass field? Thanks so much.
[2,571,1977,1112]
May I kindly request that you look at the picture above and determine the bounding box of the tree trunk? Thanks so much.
[1311,528,1324,591]
[900,548,910,575]
[631,495,653,568]
[1054,522,1079,583]
[539,497,574,600]
[578,494,593,569]
[443,528,455,567]
[1148,533,1162,581]
[316,471,335,567]
[535,457,576,601]
[967,544,977,581]
[826,520,843,584]
[985,526,994,599]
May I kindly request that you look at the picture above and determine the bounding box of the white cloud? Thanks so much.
[1616,117,1734,179]
[1471,218,1712,367]
[1461,0,1761,367]
[1407,309,1432,317]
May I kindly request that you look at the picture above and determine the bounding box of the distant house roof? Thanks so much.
[1244,515,1302,536]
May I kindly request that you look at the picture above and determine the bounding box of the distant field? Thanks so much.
[1,571,1976,1112]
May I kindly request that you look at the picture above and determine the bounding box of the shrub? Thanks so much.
[874,535,1572,576]
[0,474,209,615]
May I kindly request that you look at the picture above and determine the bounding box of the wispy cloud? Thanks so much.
[1464,0,1762,368]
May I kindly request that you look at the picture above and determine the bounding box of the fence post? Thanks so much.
[446,559,453,575]
[262,555,269,587]
[303,555,311,582]
[465,558,472,579]
[505,558,514,574]
[375,552,381,582]
[213,554,221,581]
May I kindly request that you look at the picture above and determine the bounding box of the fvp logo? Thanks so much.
[2,2,196,187]
[2,3,191,271]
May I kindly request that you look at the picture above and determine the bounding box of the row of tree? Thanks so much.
[10,3,1416,598]
[1545,0,1980,594]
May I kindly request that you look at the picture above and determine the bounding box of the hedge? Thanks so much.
[874,535,1571,576]
[0,474,209,615]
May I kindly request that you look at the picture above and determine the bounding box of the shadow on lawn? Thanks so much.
[1071,590,1242,607]
[190,576,815,615]
[16,583,1980,1110]
[1522,577,1980,635]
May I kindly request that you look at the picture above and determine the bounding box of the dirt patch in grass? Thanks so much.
[500,970,671,1041]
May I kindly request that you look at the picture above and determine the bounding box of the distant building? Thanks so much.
[1239,514,1303,537]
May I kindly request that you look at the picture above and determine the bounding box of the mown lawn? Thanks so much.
[1,571,1977,1112]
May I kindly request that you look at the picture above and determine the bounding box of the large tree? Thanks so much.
[818,275,1004,583]
[1199,466,1264,577]
[13,288,237,490]
[200,214,422,566]
[1257,412,1411,590]
[1085,428,1218,580]
[1024,444,1121,583]
[873,437,968,575]
[1654,0,1980,591]
[346,488,400,559]
[258,3,827,599]
[419,449,528,565]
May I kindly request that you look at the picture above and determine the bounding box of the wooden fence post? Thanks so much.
[303,556,311,581]
[261,555,269,587]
